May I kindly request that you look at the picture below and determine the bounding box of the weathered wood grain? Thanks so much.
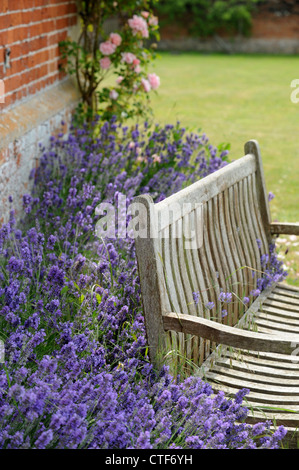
[155,153,256,215]
[134,140,299,442]
[271,222,299,236]
[162,311,299,355]
[133,194,167,366]
[244,140,272,244]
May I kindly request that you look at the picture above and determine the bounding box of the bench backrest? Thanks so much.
[134,140,272,369]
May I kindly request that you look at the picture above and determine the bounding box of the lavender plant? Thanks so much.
[0,117,287,449]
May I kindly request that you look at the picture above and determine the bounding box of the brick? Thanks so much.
[30,49,51,67]
[6,0,26,11]
[15,86,27,101]
[2,93,12,107]
[0,14,12,29]
[28,82,39,95]
[4,74,22,93]
[0,0,77,109]
[55,17,70,31]
[28,22,43,38]
[34,0,51,8]
[69,14,78,27]
[67,3,77,14]
[12,41,27,59]
[0,1,9,14]
[1,25,29,44]
[10,11,25,28]
[21,69,34,85]
[48,59,58,74]
[31,8,45,24]
[37,63,49,79]
[5,57,24,76]
[48,30,67,46]
[9,43,22,60]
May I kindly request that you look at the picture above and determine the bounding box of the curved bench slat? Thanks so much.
[163,312,299,355]
[270,222,299,236]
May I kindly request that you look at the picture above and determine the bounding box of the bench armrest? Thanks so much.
[270,222,299,236]
[163,312,299,355]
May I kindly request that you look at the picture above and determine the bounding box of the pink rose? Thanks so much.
[116,76,124,84]
[128,15,149,38]
[132,58,141,73]
[100,41,116,56]
[109,32,122,46]
[121,52,137,64]
[141,78,151,93]
[152,154,161,163]
[148,73,160,90]
[148,16,158,27]
[100,57,111,69]
[141,11,150,19]
[109,89,119,100]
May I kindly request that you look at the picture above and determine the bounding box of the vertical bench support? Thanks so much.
[133,194,167,367]
[245,140,272,243]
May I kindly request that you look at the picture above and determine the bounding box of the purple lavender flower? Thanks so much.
[218,291,233,303]
[268,191,275,202]
[250,289,261,298]
[34,430,54,449]
[192,292,200,305]
[0,116,287,450]
[205,302,215,310]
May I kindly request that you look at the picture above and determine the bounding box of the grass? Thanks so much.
[151,52,299,221]
[150,52,299,284]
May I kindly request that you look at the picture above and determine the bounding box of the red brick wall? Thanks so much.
[251,12,299,39]
[0,0,77,109]
[160,12,299,41]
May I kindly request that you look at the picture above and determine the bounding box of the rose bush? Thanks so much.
[60,1,160,124]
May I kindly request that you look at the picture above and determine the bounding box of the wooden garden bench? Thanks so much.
[133,140,299,444]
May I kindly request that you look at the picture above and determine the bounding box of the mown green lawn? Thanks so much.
[150,52,299,284]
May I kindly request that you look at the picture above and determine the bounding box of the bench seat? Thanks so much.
[133,140,299,445]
